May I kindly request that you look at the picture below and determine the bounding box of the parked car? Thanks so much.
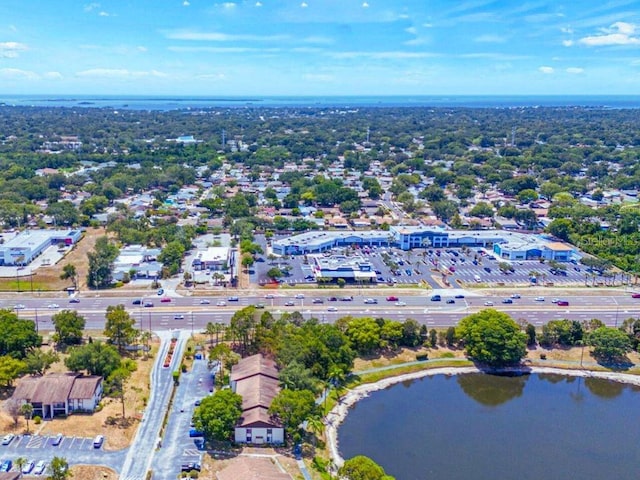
[188,429,204,438]
[181,462,202,472]
[386,296,399,302]
[1,434,14,445]
[34,460,46,475]
[22,460,35,474]
[52,433,63,446]
[93,435,104,448]
[157,288,164,295]
[0,460,12,472]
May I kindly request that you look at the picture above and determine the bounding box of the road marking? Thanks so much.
[27,435,45,448]
[183,448,201,456]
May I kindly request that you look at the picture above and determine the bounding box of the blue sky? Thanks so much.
[0,0,639,95]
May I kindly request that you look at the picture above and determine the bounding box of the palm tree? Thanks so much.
[328,366,347,403]
[139,330,152,359]
[20,403,33,434]
[306,415,325,449]
[15,457,26,478]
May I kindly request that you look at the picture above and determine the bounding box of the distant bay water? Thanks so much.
[0,95,639,111]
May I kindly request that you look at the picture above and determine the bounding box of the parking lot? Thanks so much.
[254,239,591,288]
[0,434,104,451]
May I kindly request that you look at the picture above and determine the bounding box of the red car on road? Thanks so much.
[160,297,172,303]
[632,293,640,298]
[386,296,399,302]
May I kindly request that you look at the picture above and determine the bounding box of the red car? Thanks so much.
[160,297,171,303]
[386,296,399,302]
[632,293,640,298]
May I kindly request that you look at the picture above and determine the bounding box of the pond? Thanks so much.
[338,372,640,480]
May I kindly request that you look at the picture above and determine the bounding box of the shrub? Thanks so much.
[33,416,42,425]
[416,353,429,361]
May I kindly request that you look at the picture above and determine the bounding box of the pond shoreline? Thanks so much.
[326,365,640,468]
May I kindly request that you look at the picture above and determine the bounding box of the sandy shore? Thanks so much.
[326,365,640,468]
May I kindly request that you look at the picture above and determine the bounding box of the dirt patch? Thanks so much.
[202,447,303,479]
[68,464,118,480]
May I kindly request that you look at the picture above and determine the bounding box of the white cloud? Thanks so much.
[137,46,148,52]
[99,11,111,17]
[560,27,573,34]
[422,23,433,28]
[404,38,427,46]
[579,21,640,46]
[76,68,166,79]
[566,67,584,74]
[405,26,417,35]
[362,2,369,7]
[0,68,38,79]
[166,31,290,42]
[329,51,438,59]
[84,2,100,12]
[562,39,574,47]
[303,36,333,45]
[220,2,236,8]
[196,73,226,80]
[44,71,63,79]
[255,1,262,5]
[474,34,505,43]
[169,46,282,53]
[0,41,27,58]
[301,2,308,7]
[538,66,554,74]
[183,1,190,5]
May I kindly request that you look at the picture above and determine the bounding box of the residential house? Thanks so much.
[12,373,103,419]
[230,354,284,445]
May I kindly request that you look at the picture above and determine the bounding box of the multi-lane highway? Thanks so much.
[6,289,640,330]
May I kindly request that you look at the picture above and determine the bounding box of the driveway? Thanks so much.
[119,330,188,480]
[151,349,217,480]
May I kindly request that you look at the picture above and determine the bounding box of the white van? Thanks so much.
[474,274,481,283]
[93,435,104,448]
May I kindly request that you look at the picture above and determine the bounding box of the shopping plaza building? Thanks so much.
[272,226,577,262]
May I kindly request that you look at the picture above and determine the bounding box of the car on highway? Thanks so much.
[52,433,63,446]
[364,298,378,304]
[340,296,353,301]
[431,295,441,302]
[395,301,407,306]
[174,314,185,320]
[160,297,172,303]
[294,294,305,299]
[446,299,455,304]
[327,306,338,312]
[284,301,295,306]
[48,303,60,309]
[93,435,104,448]
[484,301,494,306]
[0,460,12,472]
[144,301,154,307]
[502,298,513,304]
[632,293,640,298]
[69,297,80,303]
[132,299,142,305]
[22,460,35,474]
[254,303,265,309]
[454,294,465,299]
[13,304,25,310]
[557,300,570,306]
[551,298,560,304]
[199,299,210,304]
[34,460,46,475]
[511,293,521,299]
[264,294,275,299]
[1,434,14,445]
[228,296,239,302]
[328,297,338,302]
[386,296,399,302]
[535,297,545,302]
[312,298,324,304]
[216,301,226,307]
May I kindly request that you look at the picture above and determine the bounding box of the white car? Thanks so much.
[199,299,210,305]
[364,298,378,304]
[22,461,35,474]
[484,301,494,306]
[395,301,407,306]
[1,434,14,445]
[216,301,226,307]
[535,297,545,302]
[294,293,305,299]
[48,303,60,309]
[327,306,338,312]
[173,314,185,320]
[551,298,560,304]
[264,294,275,299]
[511,293,521,299]
[34,461,46,475]
[13,304,25,310]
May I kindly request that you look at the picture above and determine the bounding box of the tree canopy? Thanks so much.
[339,455,395,480]
[457,309,527,367]
[0,310,40,358]
[52,310,86,346]
[65,341,122,377]
[192,389,243,442]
